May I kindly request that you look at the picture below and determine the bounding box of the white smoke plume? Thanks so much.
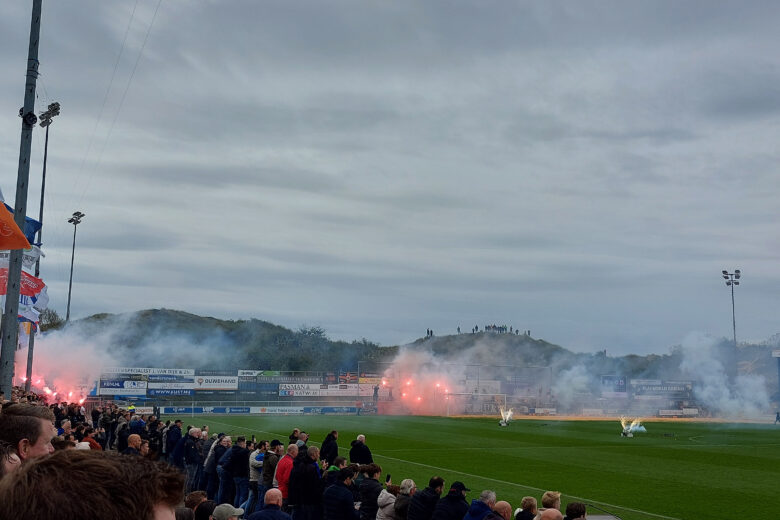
[552,365,596,409]
[678,333,769,418]
[13,312,235,400]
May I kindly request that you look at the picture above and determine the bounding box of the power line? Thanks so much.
[78,0,163,207]
[74,0,140,186]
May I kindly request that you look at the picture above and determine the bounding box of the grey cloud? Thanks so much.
[3,1,780,354]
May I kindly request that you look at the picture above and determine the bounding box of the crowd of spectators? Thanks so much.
[1,387,589,520]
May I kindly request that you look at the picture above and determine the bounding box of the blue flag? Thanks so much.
[3,204,41,244]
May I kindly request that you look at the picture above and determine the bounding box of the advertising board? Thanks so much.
[102,367,195,376]
[193,376,239,390]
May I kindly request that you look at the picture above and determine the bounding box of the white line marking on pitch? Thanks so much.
[203,419,681,520]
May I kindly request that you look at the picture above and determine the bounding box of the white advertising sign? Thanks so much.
[102,367,195,376]
[194,376,239,390]
[250,406,305,414]
[148,382,195,390]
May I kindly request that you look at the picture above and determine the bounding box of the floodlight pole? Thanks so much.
[721,269,741,346]
[24,102,60,392]
[66,211,85,322]
[0,0,42,396]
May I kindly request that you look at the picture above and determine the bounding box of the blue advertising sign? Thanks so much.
[148,389,194,396]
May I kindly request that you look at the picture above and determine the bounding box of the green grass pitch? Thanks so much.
[170,415,780,519]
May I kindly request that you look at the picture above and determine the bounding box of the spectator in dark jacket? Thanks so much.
[320,431,339,467]
[358,464,383,520]
[262,440,284,490]
[216,436,236,505]
[289,446,325,520]
[393,479,416,520]
[205,435,229,500]
[514,497,537,520]
[323,468,360,520]
[485,502,512,520]
[407,477,444,520]
[248,489,292,520]
[326,456,348,487]
[166,420,183,462]
[183,427,203,493]
[430,482,469,520]
[223,436,250,508]
[171,432,188,469]
[463,491,496,520]
[349,435,373,464]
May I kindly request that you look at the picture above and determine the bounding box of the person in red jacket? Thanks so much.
[82,428,103,451]
[275,443,298,511]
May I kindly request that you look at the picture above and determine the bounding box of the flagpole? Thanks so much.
[0,0,43,396]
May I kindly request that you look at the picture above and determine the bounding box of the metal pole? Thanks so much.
[24,123,50,392]
[731,282,737,346]
[0,0,42,396]
[66,222,78,321]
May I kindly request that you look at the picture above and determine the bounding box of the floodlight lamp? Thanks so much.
[726,281,732,286]
[722,274,729,279]
[722,270,728,275]
[734,281,739,285]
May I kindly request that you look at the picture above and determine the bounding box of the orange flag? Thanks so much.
[0,203,30,250]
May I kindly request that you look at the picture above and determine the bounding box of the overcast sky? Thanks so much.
[1,1,779,355]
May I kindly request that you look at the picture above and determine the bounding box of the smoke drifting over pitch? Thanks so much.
[381,332,774,419]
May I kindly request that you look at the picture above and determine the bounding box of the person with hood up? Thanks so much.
[376,484,400,520]
[320,430,339,467]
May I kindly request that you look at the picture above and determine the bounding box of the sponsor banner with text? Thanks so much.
[194,376,239,390]
[102,367,195,376]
